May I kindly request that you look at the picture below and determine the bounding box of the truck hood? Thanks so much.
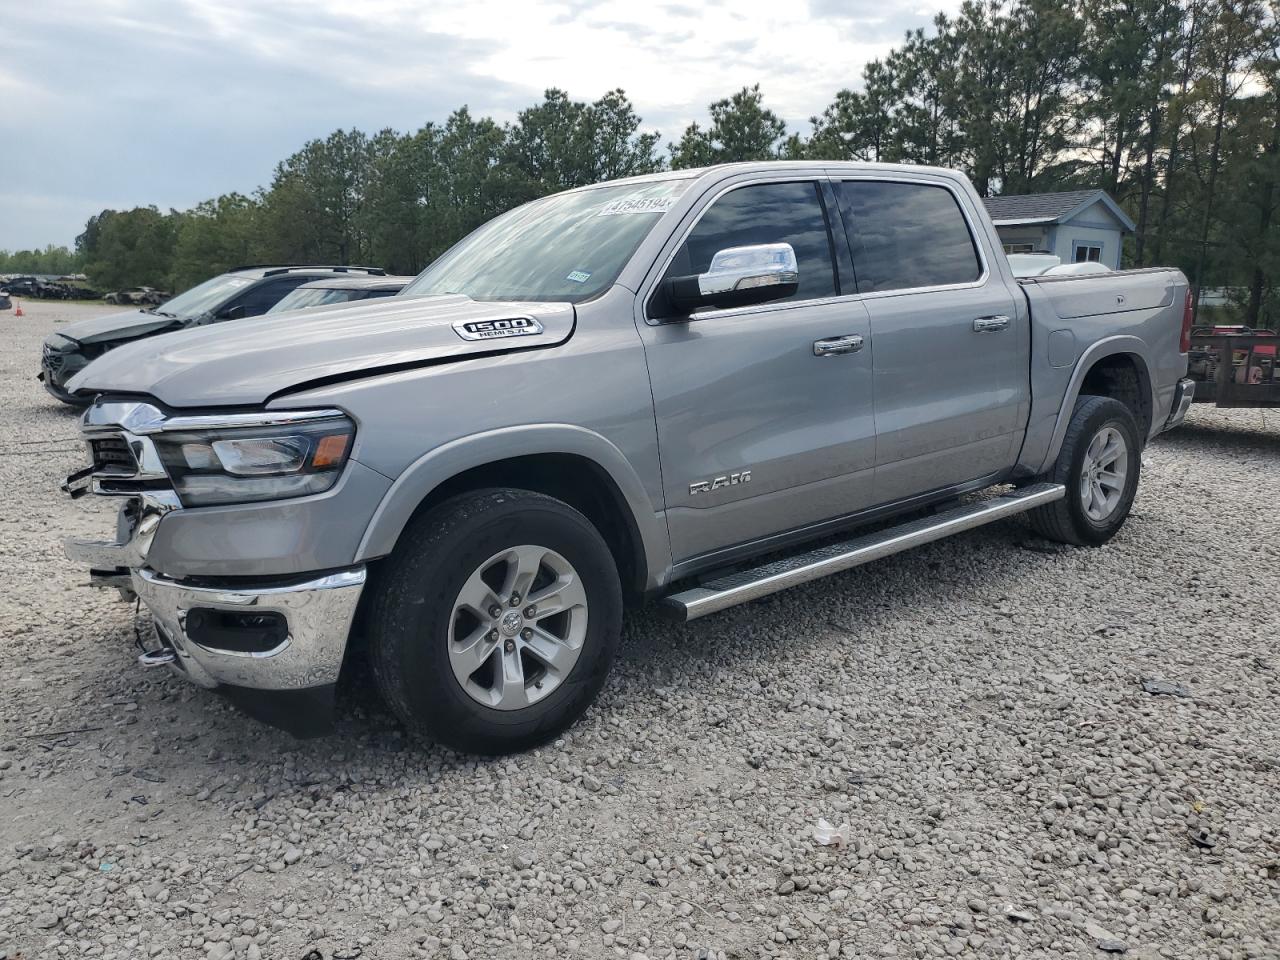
[67,295,576,408]
[54,308,183,345]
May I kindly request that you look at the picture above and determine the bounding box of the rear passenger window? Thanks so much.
[836,181,982,293]
[660,181,837,308]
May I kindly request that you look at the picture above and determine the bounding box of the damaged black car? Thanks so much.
[39,264,387,405]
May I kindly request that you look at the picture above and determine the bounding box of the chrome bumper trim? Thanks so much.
[63,490,180,571]
[80,399,348,436]
[132,566,366,691]
[1164,377,1195,431]
[65,537,139,571]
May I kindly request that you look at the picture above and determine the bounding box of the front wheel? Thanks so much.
[367,488,622,755]
[1027,395,1141,546]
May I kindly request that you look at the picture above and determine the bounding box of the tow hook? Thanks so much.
[137,649,177,669]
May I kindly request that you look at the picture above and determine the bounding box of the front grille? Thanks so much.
[90,434,138,475]
[42,344,66,374]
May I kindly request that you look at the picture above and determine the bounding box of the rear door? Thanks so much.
[637,177,877,564]
[832,178,1028,502]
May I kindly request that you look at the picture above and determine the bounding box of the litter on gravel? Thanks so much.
[811,818,850,848]
[1140,676,1193,697]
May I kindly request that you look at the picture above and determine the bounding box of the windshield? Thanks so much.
[157,274,254,317]
[268,287,359,313]
[401,178,690,303]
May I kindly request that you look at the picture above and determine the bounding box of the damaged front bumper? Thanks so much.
[66,528,366,736]
[65,525,366,735]
[40,342,91,403]
[62,399,367,736]
[128,566,366,691]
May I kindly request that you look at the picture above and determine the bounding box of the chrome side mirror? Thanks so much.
[664,243,799,316]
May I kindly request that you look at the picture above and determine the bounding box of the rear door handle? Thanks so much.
[813,334,865,357]
[973,315,1010,333]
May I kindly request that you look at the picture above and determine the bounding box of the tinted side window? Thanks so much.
[836,181,982,293]
[232,277,312,317]
[661,181,837,309]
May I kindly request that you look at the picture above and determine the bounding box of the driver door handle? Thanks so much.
[813,334,865,357]
[973,315,1010,332]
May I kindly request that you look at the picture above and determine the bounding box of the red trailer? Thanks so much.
[1188,325,1280,408]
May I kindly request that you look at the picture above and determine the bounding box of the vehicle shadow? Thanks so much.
[1154,417,1280,456]
[324,516,1042,770]
[613,517,1037,683]
[16,517,1052,799]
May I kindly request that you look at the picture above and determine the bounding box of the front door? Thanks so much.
[637,178,877,564]
[831,178,1029,502]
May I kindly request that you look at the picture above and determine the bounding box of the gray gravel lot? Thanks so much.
[1,299,1278,960]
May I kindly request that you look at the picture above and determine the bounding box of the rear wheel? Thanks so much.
[1027,395,1141,546]
[368,488,622,755]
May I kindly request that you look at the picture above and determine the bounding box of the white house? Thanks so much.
[981,189,1135,271]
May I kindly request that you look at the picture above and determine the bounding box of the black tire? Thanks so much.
[367,488,622,755]
[1027,395,1141,546]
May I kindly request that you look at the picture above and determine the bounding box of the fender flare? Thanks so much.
[1038,335,1156,474]
[354,424,671,589]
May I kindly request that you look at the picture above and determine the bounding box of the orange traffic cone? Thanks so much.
[13,300,22,318]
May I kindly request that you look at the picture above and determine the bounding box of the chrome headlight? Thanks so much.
[152,413,355,507]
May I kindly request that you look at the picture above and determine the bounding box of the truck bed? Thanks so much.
[1015,267,1189,476]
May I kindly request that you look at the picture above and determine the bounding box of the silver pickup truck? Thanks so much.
[62,162,1195,753]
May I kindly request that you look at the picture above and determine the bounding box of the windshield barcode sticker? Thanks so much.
[598,196,676,216]
[566,270,591,283]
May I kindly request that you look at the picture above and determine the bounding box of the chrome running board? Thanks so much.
[660,483,1065,621]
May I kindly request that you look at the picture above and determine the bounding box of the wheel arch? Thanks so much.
[1039,337,1155,473]
[355,425,670,599]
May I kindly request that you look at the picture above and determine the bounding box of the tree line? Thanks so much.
[0,245,81,276]
[11,0,1278,323]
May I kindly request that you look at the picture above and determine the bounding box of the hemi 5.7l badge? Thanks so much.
[452,316,544,341]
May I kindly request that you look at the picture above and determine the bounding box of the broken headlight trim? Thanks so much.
[153,414,355,507]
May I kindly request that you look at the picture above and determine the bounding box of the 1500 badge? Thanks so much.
[452,317,544,341]
[689,470,751,496]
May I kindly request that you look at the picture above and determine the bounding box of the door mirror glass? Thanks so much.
[217,304,248,321]
[664,243,799,317]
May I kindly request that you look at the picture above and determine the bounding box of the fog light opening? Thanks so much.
[185,608,289,654]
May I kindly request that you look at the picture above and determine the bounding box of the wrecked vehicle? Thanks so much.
[40,265,387,404]
[62,162,1194,753]
[1,276,40,297]
[103,287,168,306]
[1,277,78,299]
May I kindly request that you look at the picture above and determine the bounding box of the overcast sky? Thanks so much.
[1,0,959,251]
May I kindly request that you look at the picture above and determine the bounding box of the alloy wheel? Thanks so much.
[446,545,588,710]
[1080,425,1128,522]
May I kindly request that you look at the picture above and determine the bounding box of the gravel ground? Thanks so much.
[1,298,1278,960]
